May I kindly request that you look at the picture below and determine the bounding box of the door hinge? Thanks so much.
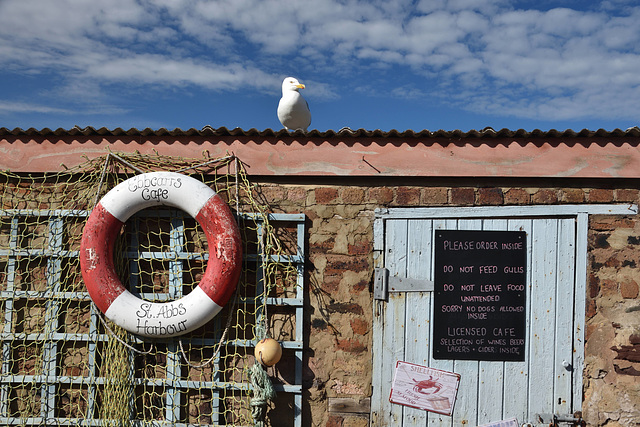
[373,268,434,301]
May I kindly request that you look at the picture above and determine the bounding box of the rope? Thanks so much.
[178,292,238,369]
[95,304,154,355]
[92,153,111,208]
[248,363,276,427]
[0,151,293,424]
[174,154,236,173]
[178,155,242,369]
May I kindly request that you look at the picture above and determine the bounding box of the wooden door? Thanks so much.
[371,208,586,426]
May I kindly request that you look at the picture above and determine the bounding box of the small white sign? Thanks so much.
[389,360,460,416]
[478,417,519,427]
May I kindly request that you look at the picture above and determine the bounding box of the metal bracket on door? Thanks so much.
[373,267,434,301]
[535,412,585,426]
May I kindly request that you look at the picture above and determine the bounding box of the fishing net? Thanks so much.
[0,151,304,426]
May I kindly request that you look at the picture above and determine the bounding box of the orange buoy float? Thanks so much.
[254,338,282,366]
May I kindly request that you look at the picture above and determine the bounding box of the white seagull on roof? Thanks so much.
[277,77,311,132]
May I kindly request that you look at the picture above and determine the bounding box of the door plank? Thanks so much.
[502,218,534,423]
[528,219,559,418]
[451,219,482,426]
[403,219,433,427]
[381,219,409,425]
[428,219,457,426]
[371,296,386,426]
[572,213,588,411]
[553,218,576,415]
[476,219,508,425]
[372,217,386,426]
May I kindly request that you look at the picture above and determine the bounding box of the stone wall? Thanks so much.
[585,215,640,426]
[256,181,640,426]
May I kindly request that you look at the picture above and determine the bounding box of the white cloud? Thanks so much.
[0,101,74,115]
[390,85,428,100]
[87,54,282,92]
[1,0,640,122]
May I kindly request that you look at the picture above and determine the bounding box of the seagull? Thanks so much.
[277,77,311,132]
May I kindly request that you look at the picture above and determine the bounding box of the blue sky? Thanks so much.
[1,0,639,132]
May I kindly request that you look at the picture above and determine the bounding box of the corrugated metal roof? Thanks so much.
[3,125,640,177]
[2,125,640,138]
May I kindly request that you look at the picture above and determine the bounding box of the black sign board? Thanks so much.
[433,230,527,361]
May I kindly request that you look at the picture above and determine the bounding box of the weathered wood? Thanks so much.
[426,218,457,427]
[403,219,432,426]
[554,218,576,416]
[376,204,637,219]
[453,219,482,427]
[572,213,589,411]
[528,218,559,418]
[328,397,371,414]
[371,219,409,426]
[370,205,612,426]
[477,219,508,425]
[502,218,533,420]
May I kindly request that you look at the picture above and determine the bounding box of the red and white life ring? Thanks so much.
[80,172,242,338]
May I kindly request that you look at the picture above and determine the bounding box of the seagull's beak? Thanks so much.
[297,84,305,89]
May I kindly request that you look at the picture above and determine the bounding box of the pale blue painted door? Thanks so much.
[370,205,613,426]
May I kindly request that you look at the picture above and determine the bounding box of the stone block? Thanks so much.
[342,187,365,204]
[316,187,340,204]
[451,188,475,205]
[347,240,372,255]
[421,187,448,205]
[620,280,639,299]
[478,187,503,205]
[531,189,558,204]
[504,188,529,204]
[335,338,367,354]
[562,188,585,203]
[327,414,344,427]
[616,189,640,202]
[394,186,420,206]
[350,318,369,336]
[368,187,393,204]
[589,189,615,203]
